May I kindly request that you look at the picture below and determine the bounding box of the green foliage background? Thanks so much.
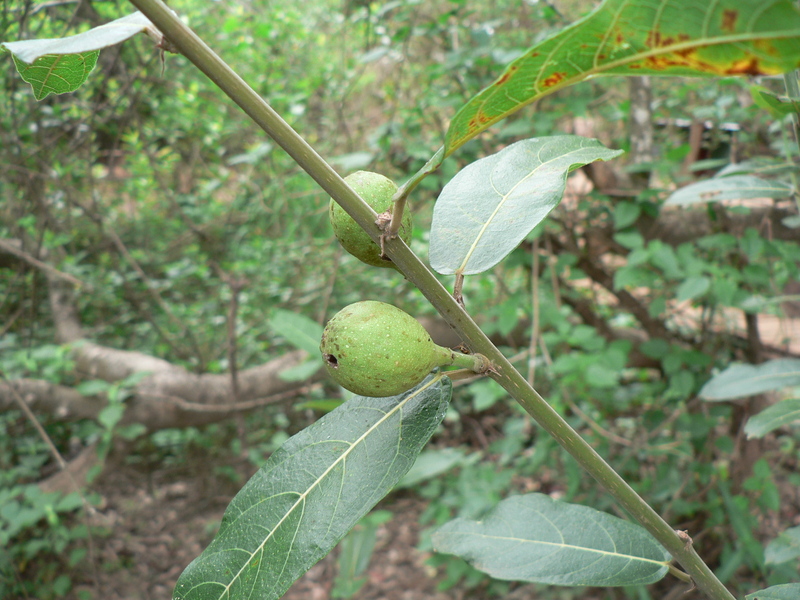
[1,0,799,598]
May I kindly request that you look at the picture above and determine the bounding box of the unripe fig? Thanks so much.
[320,300,486,397]
[329,171,412,269]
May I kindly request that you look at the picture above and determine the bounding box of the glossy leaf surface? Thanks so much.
[444,0,800,155]
[173,375,452,600]
[432,494,670,586]
[429,136,621,275]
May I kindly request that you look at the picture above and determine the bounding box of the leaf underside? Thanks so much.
[429,136,622,275]
[699,358,800,401]
[173,375,452,600]
[432,493,670,586]
[664,175,794,206]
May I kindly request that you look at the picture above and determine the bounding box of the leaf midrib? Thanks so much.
[216,376,443,599]
[443,530,669,567]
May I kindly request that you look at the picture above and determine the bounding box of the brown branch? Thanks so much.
[0,238,84,287]
[0,378,103,422]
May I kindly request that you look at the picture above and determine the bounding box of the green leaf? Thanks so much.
[277,358,322,382]
[746,583,800,600]
[751,86,800,117]
[716,157,797,177]
[332,511,392,599]
[676,275,711,302]
[75,379,111,396]
[431,493,670,586]
[173,375,452,600]
[613,202,641,230]
[2,12,156,63]
[765,525,800,565]
[700,359,800,401]
[2,12,160,100]
[98,403,125,430]
[745,399,800,439]
[270,309,324,355]
[664,175,793,206]
[397,447,467,488]
[444,0,800,154]
[11,52,99,101]
[429,136,622,275]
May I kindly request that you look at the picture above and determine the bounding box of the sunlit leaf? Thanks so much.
[700,359,800,401]
[664,175,793,206]
[745,399,800,439]
[429,136,622,275]
[444,0,800,155]
[173,375,452,600]
[2,12,162,100]
[10,52,99,100]
[432,494,670,586]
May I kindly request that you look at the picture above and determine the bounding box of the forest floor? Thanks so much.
[55,311,800,599]
[69,448,460,600]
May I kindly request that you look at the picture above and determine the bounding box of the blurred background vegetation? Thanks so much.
[1,0,799,598]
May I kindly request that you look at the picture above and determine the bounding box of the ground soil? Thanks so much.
[67,450,458,600]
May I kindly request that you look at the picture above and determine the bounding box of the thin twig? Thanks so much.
[0,239,84,287]
[0,369,100,585]
[150,384,318,413]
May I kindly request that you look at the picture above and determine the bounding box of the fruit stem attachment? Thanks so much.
[386,195,408,238]
[440,349,491,373]
[386,146,445,237]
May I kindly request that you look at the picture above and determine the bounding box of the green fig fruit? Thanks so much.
[329,171,412,269]
[320,300,484,397]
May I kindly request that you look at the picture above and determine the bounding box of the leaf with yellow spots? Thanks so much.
[445,0,800,156]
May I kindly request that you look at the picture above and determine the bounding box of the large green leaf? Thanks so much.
[746,584,800,600]
[9,52,99,101]
[432,494,670,586]
[745,399,800,439]
[700,359,800,401]
[664,175,794,206]
[429,136,622,275]
[444,0,800,155]
[173,375,452,600]
[2,12,159,100]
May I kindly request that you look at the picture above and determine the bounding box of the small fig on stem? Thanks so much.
[329,171,412,269]
[320,300,489,397]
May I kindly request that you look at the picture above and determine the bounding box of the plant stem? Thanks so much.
[443,350,490,372]
[127,3,735,599]
[387,146,444,236]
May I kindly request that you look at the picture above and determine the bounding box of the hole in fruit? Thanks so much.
[323,353,338,368]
